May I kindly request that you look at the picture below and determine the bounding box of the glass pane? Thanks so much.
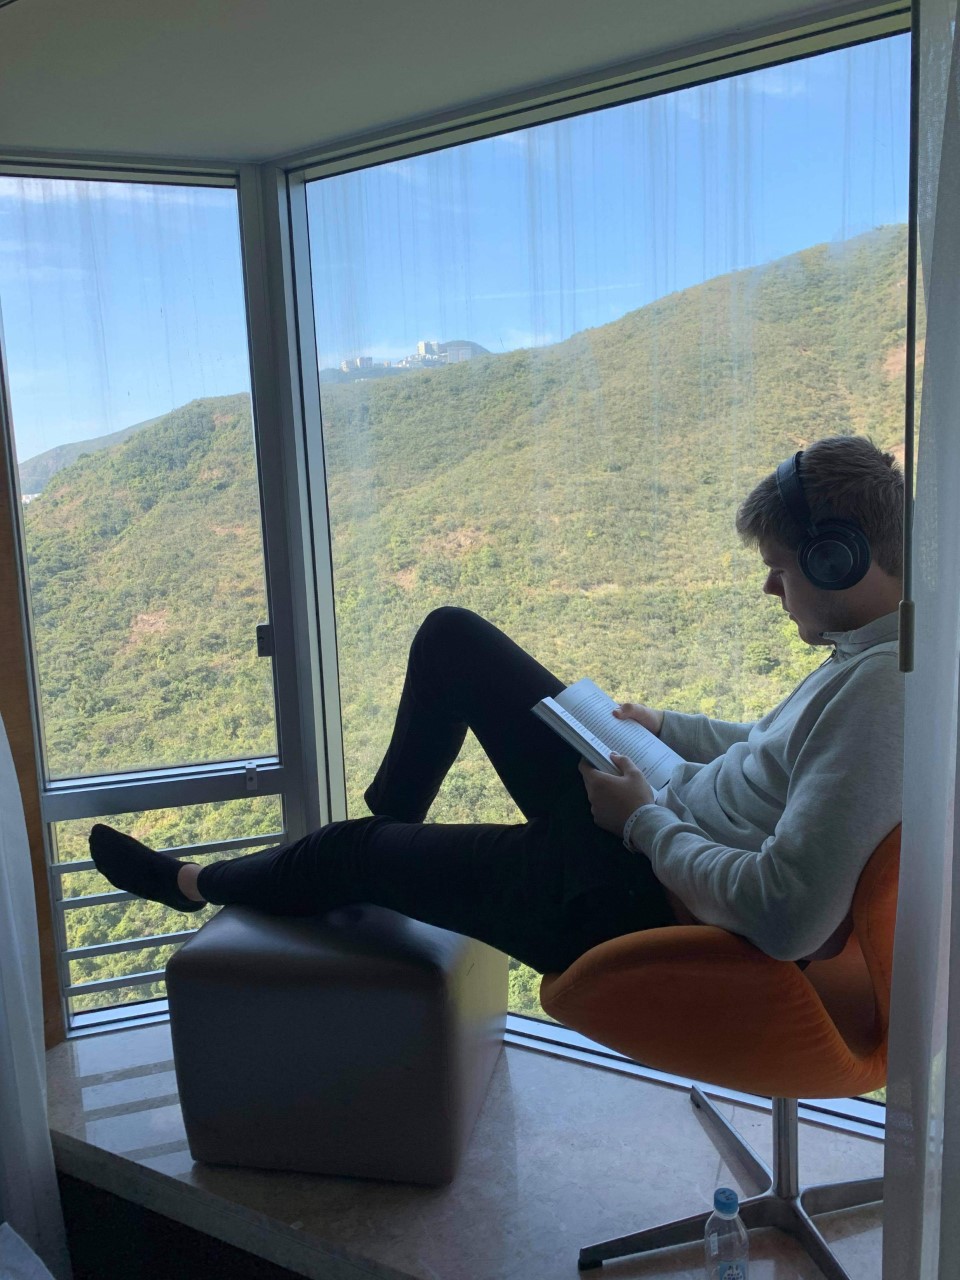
[306,39,910,1022]
[0,177,277,779]
[56,796,284,1015]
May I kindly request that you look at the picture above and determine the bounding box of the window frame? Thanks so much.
[0,162,332,1032]
[278,1,909,179]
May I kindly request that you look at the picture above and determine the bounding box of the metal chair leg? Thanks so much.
[802,1176,884,1216]
[786,1200,867,1280]
[576,1088,882,1277]
[577,1208,714,1270]
[690,1084,773,1197]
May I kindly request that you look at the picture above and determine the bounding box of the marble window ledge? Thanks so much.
[46,1022,883,1280]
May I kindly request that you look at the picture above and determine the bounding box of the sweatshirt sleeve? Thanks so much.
[659,710,754,764]
[630,656,903,961]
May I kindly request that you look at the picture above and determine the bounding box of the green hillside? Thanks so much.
[320,226,908,799]
[24,392,278,781]
[18,410,171,494]
[21,226,911,1015]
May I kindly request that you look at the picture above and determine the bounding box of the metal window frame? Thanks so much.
[275,1,908,179]
[236,163,347,827]
[0,161,322,1031]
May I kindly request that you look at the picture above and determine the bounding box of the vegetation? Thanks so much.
[19,226,911,1032]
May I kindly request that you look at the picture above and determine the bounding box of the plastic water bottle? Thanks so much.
[704,1187,749,1279]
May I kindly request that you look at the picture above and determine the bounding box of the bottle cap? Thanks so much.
[714,1187,739,1215]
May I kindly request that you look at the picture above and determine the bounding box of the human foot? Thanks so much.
[88,823,206,912]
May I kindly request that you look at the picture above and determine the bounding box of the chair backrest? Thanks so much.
[540,824,903,1098]
[805,824,901,1063]
[850,823,901,1042]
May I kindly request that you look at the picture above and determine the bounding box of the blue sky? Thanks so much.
[308,38,909,367]
[0,35,909,464]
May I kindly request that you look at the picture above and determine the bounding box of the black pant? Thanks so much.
[197,608,674,973]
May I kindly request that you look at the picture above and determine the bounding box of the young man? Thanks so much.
[90,436,904,973]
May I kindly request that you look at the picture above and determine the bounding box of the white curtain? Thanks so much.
[0,713,71,1280]
[883,2,960,1276]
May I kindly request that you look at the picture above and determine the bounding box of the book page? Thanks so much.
[532,698,619,773]
[556,678,684,790]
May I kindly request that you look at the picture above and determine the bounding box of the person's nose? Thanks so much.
[763,572,782,598]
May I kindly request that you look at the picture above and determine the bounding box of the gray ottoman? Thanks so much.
[165,904,507,1186]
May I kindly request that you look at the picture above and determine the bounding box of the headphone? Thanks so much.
[774,451,871,591]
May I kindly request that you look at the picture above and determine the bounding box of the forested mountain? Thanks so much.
[20,225,911,1015]
[18,410,170,495]
[22,392,275,781]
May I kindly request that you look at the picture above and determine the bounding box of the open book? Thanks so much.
[533,677,684,790]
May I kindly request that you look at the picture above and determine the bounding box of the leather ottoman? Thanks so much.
[165,904,507,1185]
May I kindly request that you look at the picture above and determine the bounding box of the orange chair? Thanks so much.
[539,826,900,1279]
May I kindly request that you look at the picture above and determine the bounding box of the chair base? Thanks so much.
[577,1087,882,1278]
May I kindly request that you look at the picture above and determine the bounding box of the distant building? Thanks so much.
[438,339,488,363]
[333,338,490,378]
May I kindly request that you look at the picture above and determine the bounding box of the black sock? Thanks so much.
[88,824,205,913]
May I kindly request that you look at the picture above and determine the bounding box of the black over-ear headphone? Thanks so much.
[774,451,871,591]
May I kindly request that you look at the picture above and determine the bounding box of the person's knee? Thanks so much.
[413,606,485,659]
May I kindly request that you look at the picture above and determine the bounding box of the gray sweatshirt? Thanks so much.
[626,612,903,961]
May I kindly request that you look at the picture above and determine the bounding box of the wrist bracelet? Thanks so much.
[621,805,648,850]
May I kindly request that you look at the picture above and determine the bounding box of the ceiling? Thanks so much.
[0,0,881,164]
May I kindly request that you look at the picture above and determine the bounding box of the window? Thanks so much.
[0,175,289,1027]
[303,36,910,1020]
[55,797,282,1020]
[0,21,910,1068]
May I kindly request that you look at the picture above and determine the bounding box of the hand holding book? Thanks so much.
[578,751,655,835]
[532,678,684,790]
[612,701,665,737]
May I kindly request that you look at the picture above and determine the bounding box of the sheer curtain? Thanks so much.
[0,177,279,1025]
[0,712,70,1279]
[883,2,960,1276]
[305,39,909,1019]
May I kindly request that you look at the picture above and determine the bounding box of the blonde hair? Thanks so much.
[735,436,903,578]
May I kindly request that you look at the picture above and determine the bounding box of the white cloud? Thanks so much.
[319,324,564,366]
[484,130,532,156]
[750,66,809,99]
[376,160,426,186]
[0,262,89,283]
[0,176,233,210]
[473,281,645,302]
[483,327,560,352]
[675,63,810,123]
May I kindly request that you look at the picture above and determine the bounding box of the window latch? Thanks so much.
[245,763,259,793]
[256,624,274,657]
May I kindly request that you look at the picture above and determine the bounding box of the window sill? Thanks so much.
[47,1016,883,1280]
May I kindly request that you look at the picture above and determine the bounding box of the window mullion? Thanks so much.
[237,162,345,835]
